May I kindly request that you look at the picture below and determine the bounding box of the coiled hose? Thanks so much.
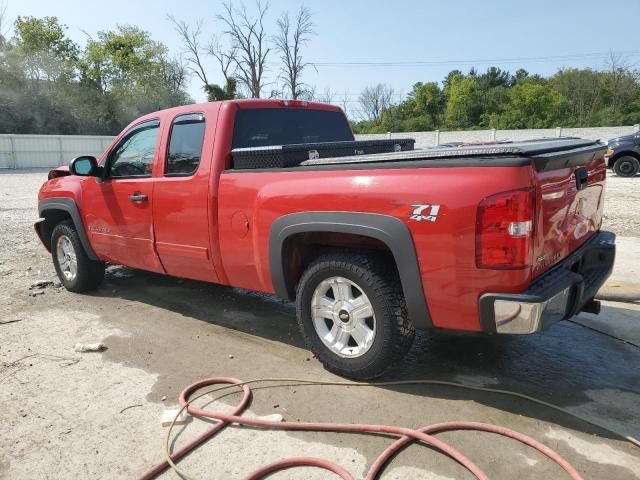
[136,376,640,480]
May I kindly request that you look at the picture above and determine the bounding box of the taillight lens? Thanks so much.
[476,188,535,269]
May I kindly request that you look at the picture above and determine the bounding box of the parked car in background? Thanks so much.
[605,133,640,177]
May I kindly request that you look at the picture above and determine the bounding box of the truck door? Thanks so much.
[152,111,219,282]
[82,120,164,272]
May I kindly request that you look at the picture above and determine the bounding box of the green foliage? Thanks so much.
[353,66,640,133]
[487,80,570,129]
[0,17,191,134]
[205,77,237,101]
[444,74,482,128]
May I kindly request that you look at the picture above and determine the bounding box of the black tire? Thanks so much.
[295,252,415,379]
[613,155,640,177]
[51,221,105,292]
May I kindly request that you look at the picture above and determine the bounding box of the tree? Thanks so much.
[410,82,443,128]
[512,68,529,84]
[205,77,237,101]
[552,68,601,125]
[602,51,637,117]
[80,25,191,132]
[273,5,314,99]
[0,0,9,49]
[207,35,238,86]
[13,16,79,82]
[317,87,335,103]
[442,69,463,90]
[358,83,394,124]
[167,16,210,91]
[491,80,569,129]
[444,74,481,129]
[218,1,270,98]
[477,67,511,91]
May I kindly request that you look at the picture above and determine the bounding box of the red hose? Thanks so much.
[138,377,583,480]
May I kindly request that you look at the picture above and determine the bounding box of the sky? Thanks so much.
[4,0,640,114]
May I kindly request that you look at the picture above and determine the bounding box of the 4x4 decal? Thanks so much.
[410,204,440,222]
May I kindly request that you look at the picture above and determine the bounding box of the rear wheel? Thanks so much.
[51,222,105,292]
[613,156,640,177]
[295,253,415,379]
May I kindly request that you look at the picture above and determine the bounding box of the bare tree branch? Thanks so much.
[297,84,316,101]
[167,14,209,87]
[341,88,350,117]
[605,50,635,114]
[317,87,334,103]
[273,5,314,99]
[206,35,237,83]
[160,53,189,93]
[218,1,271,98]
[359,84,394,124]
[0,0,10,47]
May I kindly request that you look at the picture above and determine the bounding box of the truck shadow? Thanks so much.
[93,266,640,446]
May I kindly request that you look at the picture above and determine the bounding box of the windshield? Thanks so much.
[232,108,353,149]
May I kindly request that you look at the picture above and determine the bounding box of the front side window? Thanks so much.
[110,121,159,178]
[166,113,206,176]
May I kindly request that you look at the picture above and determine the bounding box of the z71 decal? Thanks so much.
[410,204,440,222]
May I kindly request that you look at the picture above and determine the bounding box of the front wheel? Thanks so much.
[613,156,640,177]
[51,221,105,292]
[295,253,415,379]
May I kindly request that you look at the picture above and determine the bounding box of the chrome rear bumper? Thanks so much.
[479,231,616,334]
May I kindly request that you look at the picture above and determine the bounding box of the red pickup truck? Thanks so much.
[35,99,616,379]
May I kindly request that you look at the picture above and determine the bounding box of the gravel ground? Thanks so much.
[602,174,640,237]
[1,169,639,480]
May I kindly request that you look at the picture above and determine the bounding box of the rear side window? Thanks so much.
[166,113,206,176]
[232,108,353,148]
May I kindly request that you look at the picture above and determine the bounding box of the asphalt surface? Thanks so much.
[1,170,639,479]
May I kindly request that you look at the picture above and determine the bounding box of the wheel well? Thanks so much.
[280,232,397,300]
[610,150,640,167]
[40,209,72,250]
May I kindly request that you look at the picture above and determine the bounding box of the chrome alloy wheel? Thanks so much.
[311,276,376,358]
[56,234,77,281]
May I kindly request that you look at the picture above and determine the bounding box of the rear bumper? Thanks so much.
[479,230,616,334]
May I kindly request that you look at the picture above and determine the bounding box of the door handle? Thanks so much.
[129,193,148,202]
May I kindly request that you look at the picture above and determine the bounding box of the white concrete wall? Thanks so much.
[356,125,639,148]
[0,135,114,169]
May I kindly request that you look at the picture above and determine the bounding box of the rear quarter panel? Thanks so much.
[218,164,536,331]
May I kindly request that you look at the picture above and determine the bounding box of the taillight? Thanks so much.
[476,188,535,269]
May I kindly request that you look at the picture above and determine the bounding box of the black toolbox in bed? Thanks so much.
[231,138,415,169]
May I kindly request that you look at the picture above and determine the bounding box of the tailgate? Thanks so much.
[531,142,607,277]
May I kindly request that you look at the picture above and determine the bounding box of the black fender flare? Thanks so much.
[38,197,99,260]
[269,211,432,329]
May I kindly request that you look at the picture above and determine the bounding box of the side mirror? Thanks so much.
[69,156,98,176]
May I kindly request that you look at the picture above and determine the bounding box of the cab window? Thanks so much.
[165,113,206,176]
[110,121,160,178]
